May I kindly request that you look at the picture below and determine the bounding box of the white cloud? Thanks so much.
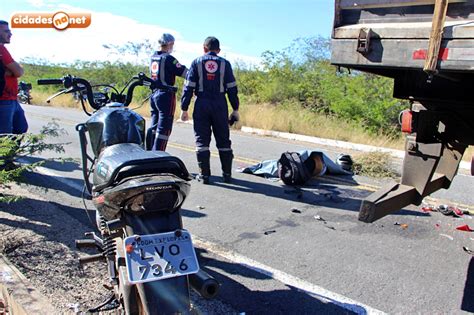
[26,0,61,9]
[8,5,261,68]
[26,0,46,8]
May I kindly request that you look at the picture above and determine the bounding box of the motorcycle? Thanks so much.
[18,81,32,104]
[38,73,219,314]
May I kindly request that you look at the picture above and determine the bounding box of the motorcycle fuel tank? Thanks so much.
[86,105,145,157]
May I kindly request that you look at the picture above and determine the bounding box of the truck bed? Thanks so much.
[331,0,474,72]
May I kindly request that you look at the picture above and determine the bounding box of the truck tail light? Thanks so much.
[401,110,413,133]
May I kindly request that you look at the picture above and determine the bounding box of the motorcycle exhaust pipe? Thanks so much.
[188,269,220,299]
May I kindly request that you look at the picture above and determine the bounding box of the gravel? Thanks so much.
[0,183,237,314]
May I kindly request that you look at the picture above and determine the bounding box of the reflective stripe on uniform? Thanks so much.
[219,60,225,93]
[157,134,170,140]
[180,68,188,78]
[185,80,196,88]
[226,81,237,89]
[160,55,167,85]
[197,58,204,92]
[196,146,210,152]
[218,148,232,152]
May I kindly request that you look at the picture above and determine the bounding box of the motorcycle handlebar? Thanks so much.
[124,73,177,106]
[140,73,178,93]
[38,72,177,111]
[37,79,63,85]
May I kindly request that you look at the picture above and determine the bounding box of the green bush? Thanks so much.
[0,121,67,203]
[235,36,408,137]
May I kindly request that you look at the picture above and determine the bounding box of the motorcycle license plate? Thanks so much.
[124,230,199,284]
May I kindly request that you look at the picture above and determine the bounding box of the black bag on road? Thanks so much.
[277,152,312,185]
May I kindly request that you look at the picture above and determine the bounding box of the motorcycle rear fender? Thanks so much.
[93,174,190,221]
[118,211,191,314]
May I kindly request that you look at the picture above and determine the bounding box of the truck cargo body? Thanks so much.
[333,1,474,72]
[331,1,474,222]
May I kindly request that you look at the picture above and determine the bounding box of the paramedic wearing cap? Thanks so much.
[147,33,187,151]
[180,36,239,184]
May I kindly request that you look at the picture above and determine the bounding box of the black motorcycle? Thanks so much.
[18,81,32,104]
[38,73,219,314]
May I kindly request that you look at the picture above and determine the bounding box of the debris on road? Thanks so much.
[437,205,469,217]
[456,224,474,232]
[196,205,206,210]
[421,206,434,212]
[439,234,454,241]
[264,230,276,235]
[291,208,302,214]
[314,215,326,222]
[463,246,474,255]
[324,226,336,231]
[394,222,408,229]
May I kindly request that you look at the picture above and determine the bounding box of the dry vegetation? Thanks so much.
[352,151,399,178]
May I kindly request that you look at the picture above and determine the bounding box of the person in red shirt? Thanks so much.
[0,20,28,135]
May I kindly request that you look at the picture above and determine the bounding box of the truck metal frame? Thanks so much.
[331,0,474,222]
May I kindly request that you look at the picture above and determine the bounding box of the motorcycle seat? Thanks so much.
[92,143,191,192]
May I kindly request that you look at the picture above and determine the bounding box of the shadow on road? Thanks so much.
[196,247,368,315]
[181,208,207,218]
[22,156,81,173]
[22,169,85,198]
[462,257,474,312]
[0,196,97,250]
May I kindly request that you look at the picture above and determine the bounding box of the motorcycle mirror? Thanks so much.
[46,88,70,103]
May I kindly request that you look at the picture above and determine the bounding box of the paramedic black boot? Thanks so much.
[219,150,233,183]
[197,151,211,184]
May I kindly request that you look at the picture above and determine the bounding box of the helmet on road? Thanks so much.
[336,154,353,172]
[158,33,175,46]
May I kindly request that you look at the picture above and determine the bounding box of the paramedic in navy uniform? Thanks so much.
[180,36,240,184]
[147,33,187,151]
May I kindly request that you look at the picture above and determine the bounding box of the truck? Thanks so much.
[331,0,474,222]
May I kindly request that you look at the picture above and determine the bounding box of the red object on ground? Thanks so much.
[421,206,434,212]
[456,225,474,232]
[453,207,464,216]
[435,224,441,228]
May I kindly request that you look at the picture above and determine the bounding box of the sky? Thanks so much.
[1,0,335,67]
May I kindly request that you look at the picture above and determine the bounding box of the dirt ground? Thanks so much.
[0,183,112,313]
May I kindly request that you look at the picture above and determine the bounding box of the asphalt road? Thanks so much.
[17,104,474,314]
